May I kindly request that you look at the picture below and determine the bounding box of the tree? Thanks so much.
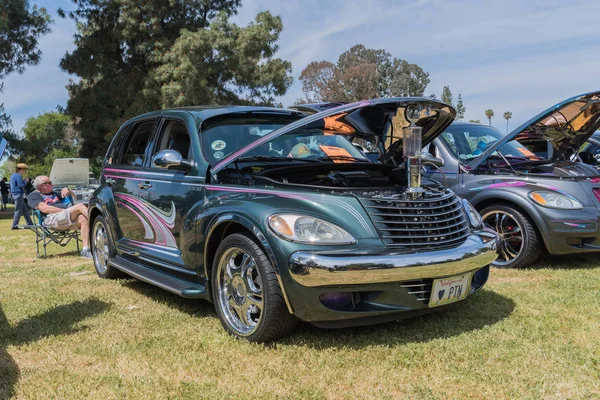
[0,0,51,77]
[441,85,452,107]
[153,12,292,108]
[455,94,466,120]
[469,119,481,124]
[0,0,51,154]
[485,109,495,126]
[60,0,291,159]
[503,111,512,133]
[297,44,429,103]
[4,111,78,177]
[299,61,337,103]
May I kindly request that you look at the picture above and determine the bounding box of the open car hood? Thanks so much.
[213,98,456,173]
[50,158,90,187]
[469,91,600,169]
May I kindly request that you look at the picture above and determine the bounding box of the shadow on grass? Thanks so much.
[120,278,513,349]
[42,251,82,260]
[121,279,216,318]
[0,299,111,399]
[279,289,515,349]
[528,253,600,270]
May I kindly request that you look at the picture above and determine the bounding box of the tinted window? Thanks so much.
[154,120,191,160]
[118,120,155,166]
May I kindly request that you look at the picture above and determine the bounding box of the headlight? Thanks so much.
[528,191,583,209]
[461,199,483,228]
[268,214,356,245]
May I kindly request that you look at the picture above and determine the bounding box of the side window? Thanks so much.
[105,123,131,165]
[118,120,155,166]
[154,120,191,160]
[441,131,459,157]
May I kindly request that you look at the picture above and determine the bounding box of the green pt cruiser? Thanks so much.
[88,98,499,342]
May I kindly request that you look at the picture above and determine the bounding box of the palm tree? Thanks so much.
[503,111,512,133]
[485,109,494,126]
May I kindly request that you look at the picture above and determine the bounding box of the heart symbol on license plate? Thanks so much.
[438,289,445,300]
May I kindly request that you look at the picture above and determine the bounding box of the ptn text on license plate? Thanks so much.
[428,273,472,308]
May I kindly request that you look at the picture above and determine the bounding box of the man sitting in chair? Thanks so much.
[27,176,92,259]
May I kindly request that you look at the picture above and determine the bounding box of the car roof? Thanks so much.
[128,106,301,126]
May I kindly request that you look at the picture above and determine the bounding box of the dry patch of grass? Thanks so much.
[1,218,600,399]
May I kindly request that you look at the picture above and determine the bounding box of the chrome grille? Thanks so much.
[400,279,433,303]
[359,188,470,250]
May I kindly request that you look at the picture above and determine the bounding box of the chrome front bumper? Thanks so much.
[289,231,499,287]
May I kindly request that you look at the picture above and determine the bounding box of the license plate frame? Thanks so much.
[428,272,472,308]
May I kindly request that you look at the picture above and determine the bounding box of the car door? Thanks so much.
[139,112,205,277]
[103,118,158,252]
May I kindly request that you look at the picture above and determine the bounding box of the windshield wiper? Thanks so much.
[315,155,370,163]
[236,156,313,163]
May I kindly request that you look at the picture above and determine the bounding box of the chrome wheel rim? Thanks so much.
[216,247,264,336]
[482,210,524,266]
[93,222,110,274]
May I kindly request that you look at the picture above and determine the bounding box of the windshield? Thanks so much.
[440,125,541,161]
[201,113,303,166]
[241,129,369,162]
[201,114,369,165]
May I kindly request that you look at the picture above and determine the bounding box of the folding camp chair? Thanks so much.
[26,207,81,258]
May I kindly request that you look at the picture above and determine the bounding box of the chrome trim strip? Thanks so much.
[288,232,499,287]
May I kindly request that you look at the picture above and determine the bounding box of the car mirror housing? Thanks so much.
[418,151,445,167]
[152,150,193,171]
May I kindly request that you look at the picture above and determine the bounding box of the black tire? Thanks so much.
[211,233,298,342]
[91,215,125,279]
[480,204,542,268]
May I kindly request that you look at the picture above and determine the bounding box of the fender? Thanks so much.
[468,189,551,248]
[88,190,122,254]
[203,212,294,314]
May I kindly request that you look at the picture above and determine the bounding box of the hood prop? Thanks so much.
[402,104,429,199]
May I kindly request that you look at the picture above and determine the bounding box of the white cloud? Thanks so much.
[4,0,600,137]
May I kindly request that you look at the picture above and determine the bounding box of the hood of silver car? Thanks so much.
[50,158,90,187]
[469,91,600,169]
[213,98,456,173]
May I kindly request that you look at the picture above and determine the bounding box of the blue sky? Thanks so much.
[3,0,600,139]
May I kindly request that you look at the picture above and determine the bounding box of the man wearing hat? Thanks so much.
[10,163,34,229]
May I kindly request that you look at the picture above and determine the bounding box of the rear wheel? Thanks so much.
[212,233,297,342]
[92,215,125,279]
[481,205,541,268]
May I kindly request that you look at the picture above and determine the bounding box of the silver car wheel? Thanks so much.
[482,210,524,266]
[93,221,110,274]
[216,247,264,336]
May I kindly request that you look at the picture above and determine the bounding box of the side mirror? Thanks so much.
[152,150,193,171]
[418,151,445,167]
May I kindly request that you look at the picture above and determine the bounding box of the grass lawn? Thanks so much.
[1,216,599,399]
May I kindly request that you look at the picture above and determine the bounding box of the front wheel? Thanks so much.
[481,205,542,268]
[212,233,297,342]
[91,215,125,279]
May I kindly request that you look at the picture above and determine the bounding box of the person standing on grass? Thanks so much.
[9,163,34,229]
[0,177,8,211]
[28,175,92,259]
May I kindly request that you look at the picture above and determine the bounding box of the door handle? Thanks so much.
[105,177,115,186]
[138,182,153,190]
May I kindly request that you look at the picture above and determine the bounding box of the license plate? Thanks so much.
[428,273,472,308]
